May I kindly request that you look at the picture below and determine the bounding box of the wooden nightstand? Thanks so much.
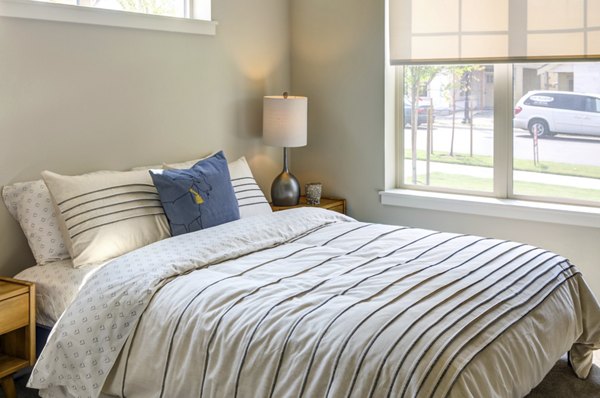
[0,278,35,398]
[271,196,346,215]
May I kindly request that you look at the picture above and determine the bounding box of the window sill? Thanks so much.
[380,189,600,229]
[0,0,217,35]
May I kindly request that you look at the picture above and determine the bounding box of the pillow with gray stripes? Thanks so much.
[227,157,272,218]
[164,156,272,219]
[41,169,171,268]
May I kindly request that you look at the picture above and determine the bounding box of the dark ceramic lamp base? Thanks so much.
[271,170,300,206]
[271,147,300,206]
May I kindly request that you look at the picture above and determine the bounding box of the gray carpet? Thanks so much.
[526,353,600,398]
[2,354,599,397]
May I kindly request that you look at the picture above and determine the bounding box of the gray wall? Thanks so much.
[2,0,599,298]
[290,0,600,297]
[0,0,290,275]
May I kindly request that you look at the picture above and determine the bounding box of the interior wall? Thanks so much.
[0,0,290,276]
[290,0,600,298]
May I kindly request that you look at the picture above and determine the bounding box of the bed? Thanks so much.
[22,207,600,398]
[3,151,599,398]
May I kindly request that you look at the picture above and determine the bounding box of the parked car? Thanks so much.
[404,100,434,126]
[514,90,600,138]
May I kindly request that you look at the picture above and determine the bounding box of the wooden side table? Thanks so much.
[271,196,346,215]
[0,278,35,398]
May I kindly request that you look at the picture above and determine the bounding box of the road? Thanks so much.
[405,121,600,167]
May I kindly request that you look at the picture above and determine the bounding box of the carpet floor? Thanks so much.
[2,352,599,397]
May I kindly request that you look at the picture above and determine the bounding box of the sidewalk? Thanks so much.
[407,160,600,190]
[434,110,494,130]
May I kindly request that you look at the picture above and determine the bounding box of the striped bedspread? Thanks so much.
[30,208,600,398]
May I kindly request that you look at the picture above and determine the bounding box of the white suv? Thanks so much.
[514,90,600,137]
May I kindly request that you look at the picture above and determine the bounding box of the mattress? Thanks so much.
[28,208,600,398]
[15,259,104,328]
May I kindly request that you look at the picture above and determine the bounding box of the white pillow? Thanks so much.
[42,169,171,268]
[163,156,272,218]
[2,180,71,264]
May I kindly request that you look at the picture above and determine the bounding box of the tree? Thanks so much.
[116,0,179,16]
[442,65,482,157]
[86,0,180,17]
[404,66,442,184]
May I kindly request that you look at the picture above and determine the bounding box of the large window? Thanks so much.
[399,62,600,207]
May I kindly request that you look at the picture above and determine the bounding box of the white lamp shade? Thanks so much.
[263,95,307,148]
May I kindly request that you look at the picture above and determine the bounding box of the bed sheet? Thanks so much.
[15,259,104,327]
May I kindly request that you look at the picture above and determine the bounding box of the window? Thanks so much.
[403,65,495,194]
[0,0,215,35]
[35,0,189,18]
[399,62,600,207]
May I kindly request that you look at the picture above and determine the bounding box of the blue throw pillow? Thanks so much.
[150,151,240,236]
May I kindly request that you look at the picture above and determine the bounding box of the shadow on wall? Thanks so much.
[235,82,264,140]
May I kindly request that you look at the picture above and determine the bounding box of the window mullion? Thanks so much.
[493,64,512,199]
[505,66,514,200]
[396,66,405,188]
[186,0,193,19]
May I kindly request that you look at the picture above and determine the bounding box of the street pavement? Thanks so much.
[405,111,600,167]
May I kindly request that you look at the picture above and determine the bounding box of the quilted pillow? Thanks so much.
[2,180,70,264]
[164,155,272,219]
[42,169,171,268]
[150,151,240,236]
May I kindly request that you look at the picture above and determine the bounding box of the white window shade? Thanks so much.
[389,0,600,64]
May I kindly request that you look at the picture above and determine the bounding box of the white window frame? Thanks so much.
[0,0,217,35]
[383,63,600,228]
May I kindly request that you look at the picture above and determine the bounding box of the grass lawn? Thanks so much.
[414,172,600,203]
[408,150,600,179]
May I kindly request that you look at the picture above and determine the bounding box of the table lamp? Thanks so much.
[263,92,308,206]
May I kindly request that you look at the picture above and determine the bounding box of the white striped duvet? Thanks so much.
[29,208,600,398]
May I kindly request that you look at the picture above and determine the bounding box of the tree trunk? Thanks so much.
[411,83,419,185]
[428,97,434,155]
[450,73,456,156]
[469,105,474,157]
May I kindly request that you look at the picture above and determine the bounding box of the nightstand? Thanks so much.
[271,196,346,215]
[0,278,35,398]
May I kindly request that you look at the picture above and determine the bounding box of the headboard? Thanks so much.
[0,140,280,276]
[0,146,279,277]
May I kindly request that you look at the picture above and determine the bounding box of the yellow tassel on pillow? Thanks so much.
[189,188,204,204]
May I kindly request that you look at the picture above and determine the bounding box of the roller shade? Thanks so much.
[389,0,600,64]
